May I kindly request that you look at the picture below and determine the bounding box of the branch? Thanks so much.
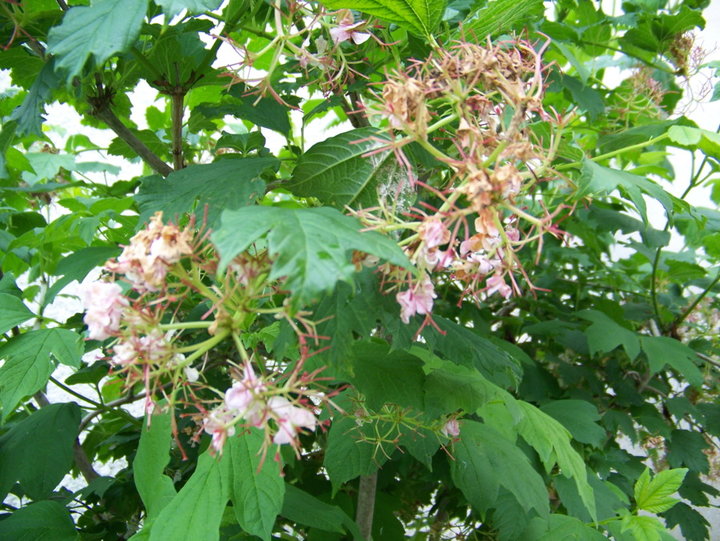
[356,472,377,540]
[345,91,370,129]
[91,104,173,177]
[170,91,185,170]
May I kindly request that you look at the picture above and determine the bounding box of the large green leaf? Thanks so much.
[422,317,522,389]
[288,128,397,209]
[634,467,687,514]
[0,403,81,501]
[451,420,549,517]
[0,500,79,541]
[461,0,544,39]
[10,59,62,137]
[148,450,231,541]
[318,0,446,35]
[349,342,426,411]
[662,502,710,541]
[228,429,284,541]
[213,206,411,308]
[156,0,223,17]
[323,415,392,494]
[47,0,149,81]
[523,514,607,541]
[578,310,640,360]
[639,336,703,387]
[516,402,597,521]
[133,412,177,520]
[136,158,275,226]
[281,484,352,535]
[0,329,83,417]
[540,400,606,448]
[0,293,34,335]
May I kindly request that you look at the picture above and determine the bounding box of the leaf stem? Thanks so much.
[672,271,720,330]
[49,376,102,407]
[556,133,669,171]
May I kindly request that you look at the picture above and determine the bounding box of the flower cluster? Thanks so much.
[203,362,318,454]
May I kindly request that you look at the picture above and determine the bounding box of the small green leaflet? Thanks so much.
[156,0,223,17]
[47,0,149,81]
[213,206,411,309]
[0,500,79,541]
[618,514,666,541]
[228,429,284,541]
[318,0,446,35]
[0,293,34,335]
[10,59,62,137]
[288,128,398,209]
[634,467,687,514]
[136,158,275,227]
[0,403,81,502]
[133,412,177,520]
[0,328,83,417]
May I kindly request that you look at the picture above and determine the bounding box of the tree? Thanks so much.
[0,0,718,538]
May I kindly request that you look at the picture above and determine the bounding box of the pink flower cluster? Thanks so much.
[106,212,193,292]
[396,274,437,324]
[204,362,318,454]
[81,281,128,340]
[111,329,171,367]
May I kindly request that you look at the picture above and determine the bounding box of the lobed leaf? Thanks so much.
[634,467,687,514]
[318,0,446,35]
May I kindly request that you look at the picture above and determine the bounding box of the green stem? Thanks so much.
[175,330,230,368]
[159,321,214,331]
[556,133,670,171]
[672,271,720,330]
[49,377,102,407]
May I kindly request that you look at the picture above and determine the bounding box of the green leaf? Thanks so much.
[288,128,398,209]
[577,310,640,359]
[191,93,291,135]
[228,429,284,541]
[281,484,348,534]
[422,317,522,389]
[578,160,676,223]
[666,430,709,473]
[47,0,149,81]
[662,502,710,541]
[213,206,410,308]
[0,329,83,416]
[540,400,606,448]
[423,361,496,415]
[0,293,34,335]
[10,59,62,136]
[349,342,426,411]
[529,514,607,541]
[324,415,392,494]
[148,450,231,541]
[639,336,703,387]
[634,467,687,513]
[0,500,79,541]
[620,514,664,541]
[156,0,223,17]
[516,402,596,521]
[451,420,548,517]
[0,403,81,501]
[318,0,446,35]
[46,246,121,304]
[461,0,543,39]
[136,158,275,227]
[133,411,177,520]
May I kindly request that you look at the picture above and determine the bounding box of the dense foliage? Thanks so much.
[0,0,719,539]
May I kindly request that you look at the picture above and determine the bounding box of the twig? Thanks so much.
[356,472,377,540]
[56,0,68,10]
[170,91,185,170]
[92,106,173,177]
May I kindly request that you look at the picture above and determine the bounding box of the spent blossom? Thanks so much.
[329,11,371,45]
[81,281,128,340]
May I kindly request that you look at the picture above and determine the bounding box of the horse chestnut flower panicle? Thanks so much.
[81,281,128,340]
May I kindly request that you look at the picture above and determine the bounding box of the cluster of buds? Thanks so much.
[203,362,319,454]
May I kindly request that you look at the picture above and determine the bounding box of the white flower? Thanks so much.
[268,396,317,445]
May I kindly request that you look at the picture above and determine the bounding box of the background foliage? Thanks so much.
[0,0,719,539]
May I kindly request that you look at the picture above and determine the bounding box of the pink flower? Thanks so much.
[268,396,317,445]
[225,362,267,426]
[396,275,436,324]
[203,406,237,455]
[419,218,450,249]
[441,419,461,438]
[485,274,512,299]
[81,281,127,340]
[329,21,371,45]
